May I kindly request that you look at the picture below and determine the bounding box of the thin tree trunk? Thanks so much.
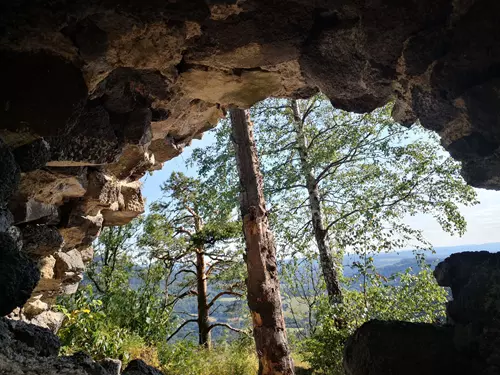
[230,108,294,375]
[196,250,211,348]
[291,99,342,303]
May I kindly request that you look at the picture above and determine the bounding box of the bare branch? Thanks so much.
[168,289,198,307]
[208,291,243,309]
[174,269,197,278]
[208,323,250,336]
[166,319,198,342]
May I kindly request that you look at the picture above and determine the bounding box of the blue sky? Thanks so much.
[141,132,216,205]
[142,131,500,248]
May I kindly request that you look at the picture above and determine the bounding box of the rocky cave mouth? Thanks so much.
[1,0,500,374]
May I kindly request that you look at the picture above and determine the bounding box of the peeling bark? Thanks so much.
[291,99,342,303]
[196,250,211,348]
[230,108,294,375]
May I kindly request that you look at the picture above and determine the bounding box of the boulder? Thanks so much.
[99,358,122,375]
[6,318,61,357]
[30,310,65,333]
[23,297,49,318]
[344,320,479,375]
[122,359,165,375]
[434,251,500,373]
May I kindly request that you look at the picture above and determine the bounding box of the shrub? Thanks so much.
[299,266,448,374]
[56,288,152,366]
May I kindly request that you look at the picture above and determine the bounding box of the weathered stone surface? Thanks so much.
[102,181,145,226]
[6,318,61,357]
[0,208,14,232]
[9,199,59,225]
[15,168,87,206]
[54,250,85,281]
[7,225,23,251]
[0,50,88,139]
[12,139,51,172]
[0,345,110,375]
[84,171,121,212]
[0,317,163,375]
[344,320,478,375]
[179,68,283,108]
[99,358,122,375]
[23,297,49,318]
[0,233,40,316]
[106,145,157,180]
[38,255,56,281]
[58,204,103,249]
[47,103,123,166]
[0,139,20,203]
[123,359,165,375]
[80,246,94,264]
[30,311,65,333]
[434,251,500,373]
[21,225,64,256]
[0,0,499,188]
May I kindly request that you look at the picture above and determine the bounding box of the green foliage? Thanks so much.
[256,97,476,258]
[191,97,478,261]
[57,218,175,361]
[298,262,447,374]
[158,337,257,375]
[87,220,142,294]
[191,221,242,248]
[56,96,473,375]
[56,286,150,364]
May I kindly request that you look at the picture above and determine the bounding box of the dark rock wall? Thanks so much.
[0,316,163,374]
[0,0,499,349]
[344,251,500,375]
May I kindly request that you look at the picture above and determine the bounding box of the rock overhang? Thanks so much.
[0,0,499,328]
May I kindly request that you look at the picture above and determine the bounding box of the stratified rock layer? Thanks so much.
[344,251,500,375]
[0,0,499,333]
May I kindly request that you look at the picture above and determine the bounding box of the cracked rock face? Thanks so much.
[0,0,500,334]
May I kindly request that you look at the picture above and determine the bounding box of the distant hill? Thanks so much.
[83,242,500,341]
[343,242,500,277]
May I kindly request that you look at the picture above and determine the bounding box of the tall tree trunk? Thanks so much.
[196,250,211,348]
[194,214,210,348]
[230,108,294,375]
[291,99,342,303]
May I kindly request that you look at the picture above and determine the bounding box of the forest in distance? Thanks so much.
[82,242,500,341]
[56,95,481,375]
